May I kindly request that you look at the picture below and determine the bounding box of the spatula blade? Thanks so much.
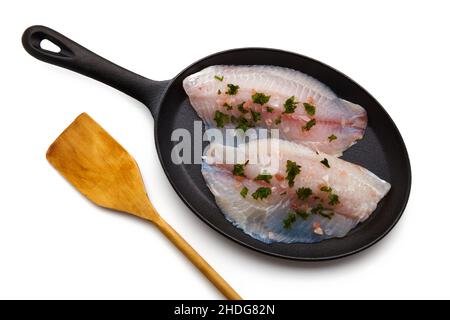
[46,113,154,220]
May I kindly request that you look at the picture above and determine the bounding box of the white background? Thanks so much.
[1,1,448,300]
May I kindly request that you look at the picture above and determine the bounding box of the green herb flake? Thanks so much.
[302,118,316,131]
[235,116,253,132]
[280,191,287,196]
[255,173,272,184]
[251,110,261,122]
[320,186,332,193]
[274,116,282,125]
[283,212,297,229]
[251,92,271,105]
[214,75,224,81]
[286,160,301,188]
[223,103,233,111]
[213,110,229,128]
[303,102,316,116]
[328,134,337,142]
[296,210,309,220]
[252,187,272,200]
[266,106,274,113]
[237,102,248,114]
[240,186,249,198]
[328,193,340,206]
[283,96,298,114]
[233,164,246,177]
[320,210,334,220]
[311,203,334,219]
[226,83,239,95]
[311,204,324,215]
[217,89,221,95]
[296,187,312,200]
[320,158,330,168]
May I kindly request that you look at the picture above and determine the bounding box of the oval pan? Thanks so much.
[22,26,411,260]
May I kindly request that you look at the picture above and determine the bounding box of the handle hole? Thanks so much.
[40,39,61,53]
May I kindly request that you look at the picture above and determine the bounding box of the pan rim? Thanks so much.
[153,47,412,261]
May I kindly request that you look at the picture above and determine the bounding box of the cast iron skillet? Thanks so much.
[22,25,411,261]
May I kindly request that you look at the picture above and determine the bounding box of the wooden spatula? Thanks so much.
[46,113,242,300]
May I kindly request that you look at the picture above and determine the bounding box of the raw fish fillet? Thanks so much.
[202,139,390,243]
[184,65,367,156]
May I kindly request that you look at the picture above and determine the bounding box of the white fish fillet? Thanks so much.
[184,65,367,156]
[202,139,390,244]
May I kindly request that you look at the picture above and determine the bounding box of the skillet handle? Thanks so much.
[22,25,166,117]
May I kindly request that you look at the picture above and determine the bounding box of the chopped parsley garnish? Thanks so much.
[296,210,309,220]
[266,106,274,113]
[311,204,324,215]
[226,83,239,95]
[311,204,334,219]
[328,134,337,142]
[252,92,271,105]
[255,173,272,183]
[235,116,252,132]
[217,89,221,95]
[320,211,334,220]
[283,212,297,229]
[283,96,298,114]
[251,110,261,122]
[213,110,229,128]
[328,193,340,206]
[237,102,248,114]
[274,116,282,125]
[214,75,224,81]
[280,191,287,196]
[286,160,301,187]
[223,103,233,111]
[302,118,316,131]
[233,164,246,177]
[252,187,272,200]
[303,102,316,116]
[296,187,312,200]
[320,210,334,220]
[240,186,249,198]
[320,158,330,168]
[319,186,339,206]
[283,209,311,229]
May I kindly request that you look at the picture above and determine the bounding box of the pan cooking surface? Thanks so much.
[155,49,410,260]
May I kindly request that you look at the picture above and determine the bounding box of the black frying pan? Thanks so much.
[22,25,411,261]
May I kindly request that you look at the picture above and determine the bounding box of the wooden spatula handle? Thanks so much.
[153,216,242,300]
